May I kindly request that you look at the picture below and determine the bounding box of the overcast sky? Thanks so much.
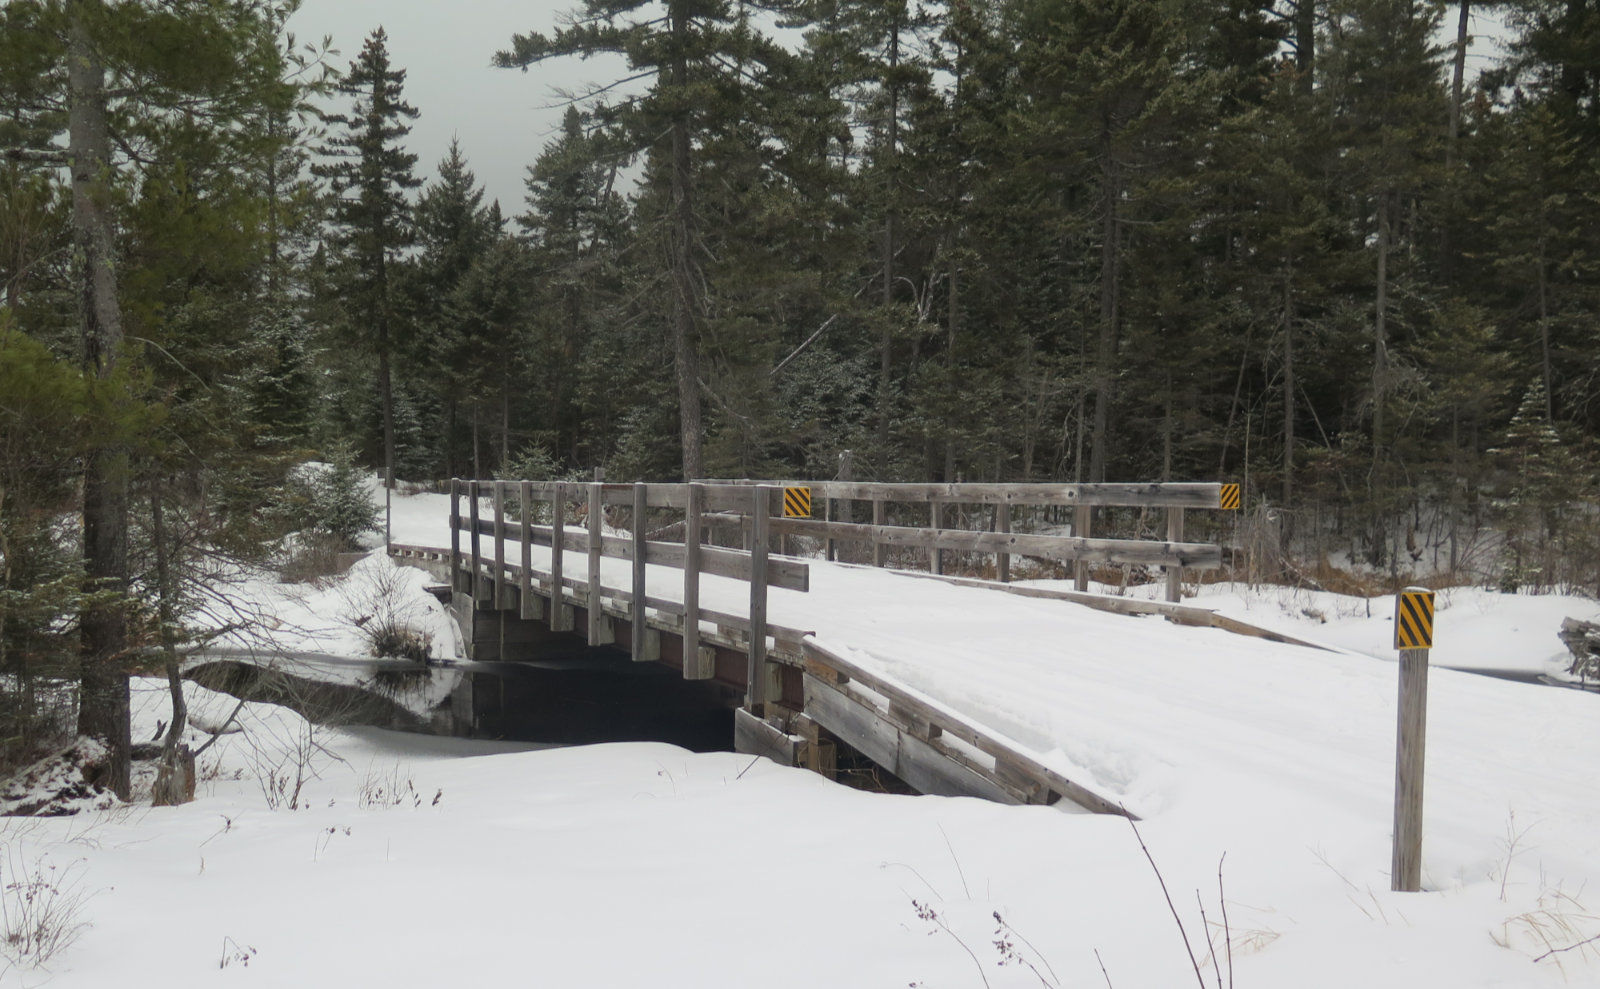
[291,0,626,214]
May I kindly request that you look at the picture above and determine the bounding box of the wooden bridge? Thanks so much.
[389,478,1284,816]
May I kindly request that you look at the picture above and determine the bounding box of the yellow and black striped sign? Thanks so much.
[783,486,813,518]
[1394,588,1435,650]
[1219,483,1241,511]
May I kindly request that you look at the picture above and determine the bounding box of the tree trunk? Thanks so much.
[69,3,131,800]
[1089,147,1119,483]
[1296,0,1316,94]
[376,246,396,491]
[1372,198,1390,462]
[472,403,481,479]
[445,398,456,479]
[1537,239,1553,420]
[669,1,703,481]
[1370,198,1392,567]
[1282,267,1295,508]
[875,14,902,458]
[150,483,193,807]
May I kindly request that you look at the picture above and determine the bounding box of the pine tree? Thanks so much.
[497,1,792,479]
[315,27,421,494]
[410,140,492,477]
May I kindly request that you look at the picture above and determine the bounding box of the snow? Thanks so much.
[2,487,1596,987]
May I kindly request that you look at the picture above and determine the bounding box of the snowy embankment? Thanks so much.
[1,487,1594,987]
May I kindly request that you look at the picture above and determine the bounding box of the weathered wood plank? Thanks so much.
[468,516,809,591]
[518,481,537,619]
[802,674,1023,804]
[733,708,798,765]
[696,480,1224,508]
[1074,505,1091,592]
[996,503,1011,583]
[683,484,710,679]
[587,482,605,645]
[1165,506,1185,603]
[550,483,568,631]
[748,486,771,710]
[872,498,886,567]
[768,517,1222,569]
[449,480,462,592]
[631,484,648,663]
[803,639,1132,816]
[468,481,486,603]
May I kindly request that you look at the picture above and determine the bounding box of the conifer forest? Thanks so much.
[1,1,1599,790]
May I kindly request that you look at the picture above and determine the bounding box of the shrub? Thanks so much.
[287,447,380,551]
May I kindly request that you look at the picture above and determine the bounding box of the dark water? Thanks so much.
[187,650,739,752]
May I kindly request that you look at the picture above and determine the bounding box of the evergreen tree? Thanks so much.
[314,27,421,493]
[410,139,492,477]
[1,0,301,798]
[497,1,792,479]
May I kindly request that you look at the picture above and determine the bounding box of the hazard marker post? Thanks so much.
[782,486,812,519]
[1392,586,1435,892]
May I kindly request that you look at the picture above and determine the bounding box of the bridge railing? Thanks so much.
[449,479,813,709]
[700,479,1228,602]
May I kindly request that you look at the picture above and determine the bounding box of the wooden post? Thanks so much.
[1164,506,1185,603]
[996,502,1011,583]
[1074,504,1091,592]
[1392,585,1434,892]
[493,481,507,607]
[873,498,887,567]
[449,479,462,592]
[519,480,539,620]
[632,483,648,661]
[825,493,835,562]
[931,500,944,575]
[683,483,709,679]
[748,486,771,712]
[468,480,484,603]
[587,480,609,644]
[550,483,568,631]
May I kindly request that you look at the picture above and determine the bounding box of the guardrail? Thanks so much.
[450,479,814,709]
[442,478,1231,709]
[702,479,1228,602]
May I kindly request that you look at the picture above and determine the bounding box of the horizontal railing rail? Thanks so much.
[701,478,1229,602]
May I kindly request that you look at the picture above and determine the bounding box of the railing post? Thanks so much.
[997,502,1011,583]
[550,482,568,631]
[824,492,835,562]
[1074,504,1091,592]
[449,479,462,592]
[518,480,539,620]
[587,478,609,644]
[872,497,887,568]
[632,483,648,661]
[931,499,944,576]
[468,480,484,603]
[748,485,771,712]
[493,481,507,608]
[683,483,709,679]
[1165,506,1185,603]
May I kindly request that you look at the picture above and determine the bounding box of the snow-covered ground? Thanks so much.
[2,487,1596,987]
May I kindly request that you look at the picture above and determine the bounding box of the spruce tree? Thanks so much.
[497,1,791,480]
[315,27,421,494]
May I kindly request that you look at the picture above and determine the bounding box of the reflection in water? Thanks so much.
[189,653,739,753]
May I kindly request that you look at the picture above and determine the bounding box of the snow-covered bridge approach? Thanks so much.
[384,478,1348,816]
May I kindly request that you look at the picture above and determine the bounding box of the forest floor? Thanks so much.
[1,487,1597,988]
